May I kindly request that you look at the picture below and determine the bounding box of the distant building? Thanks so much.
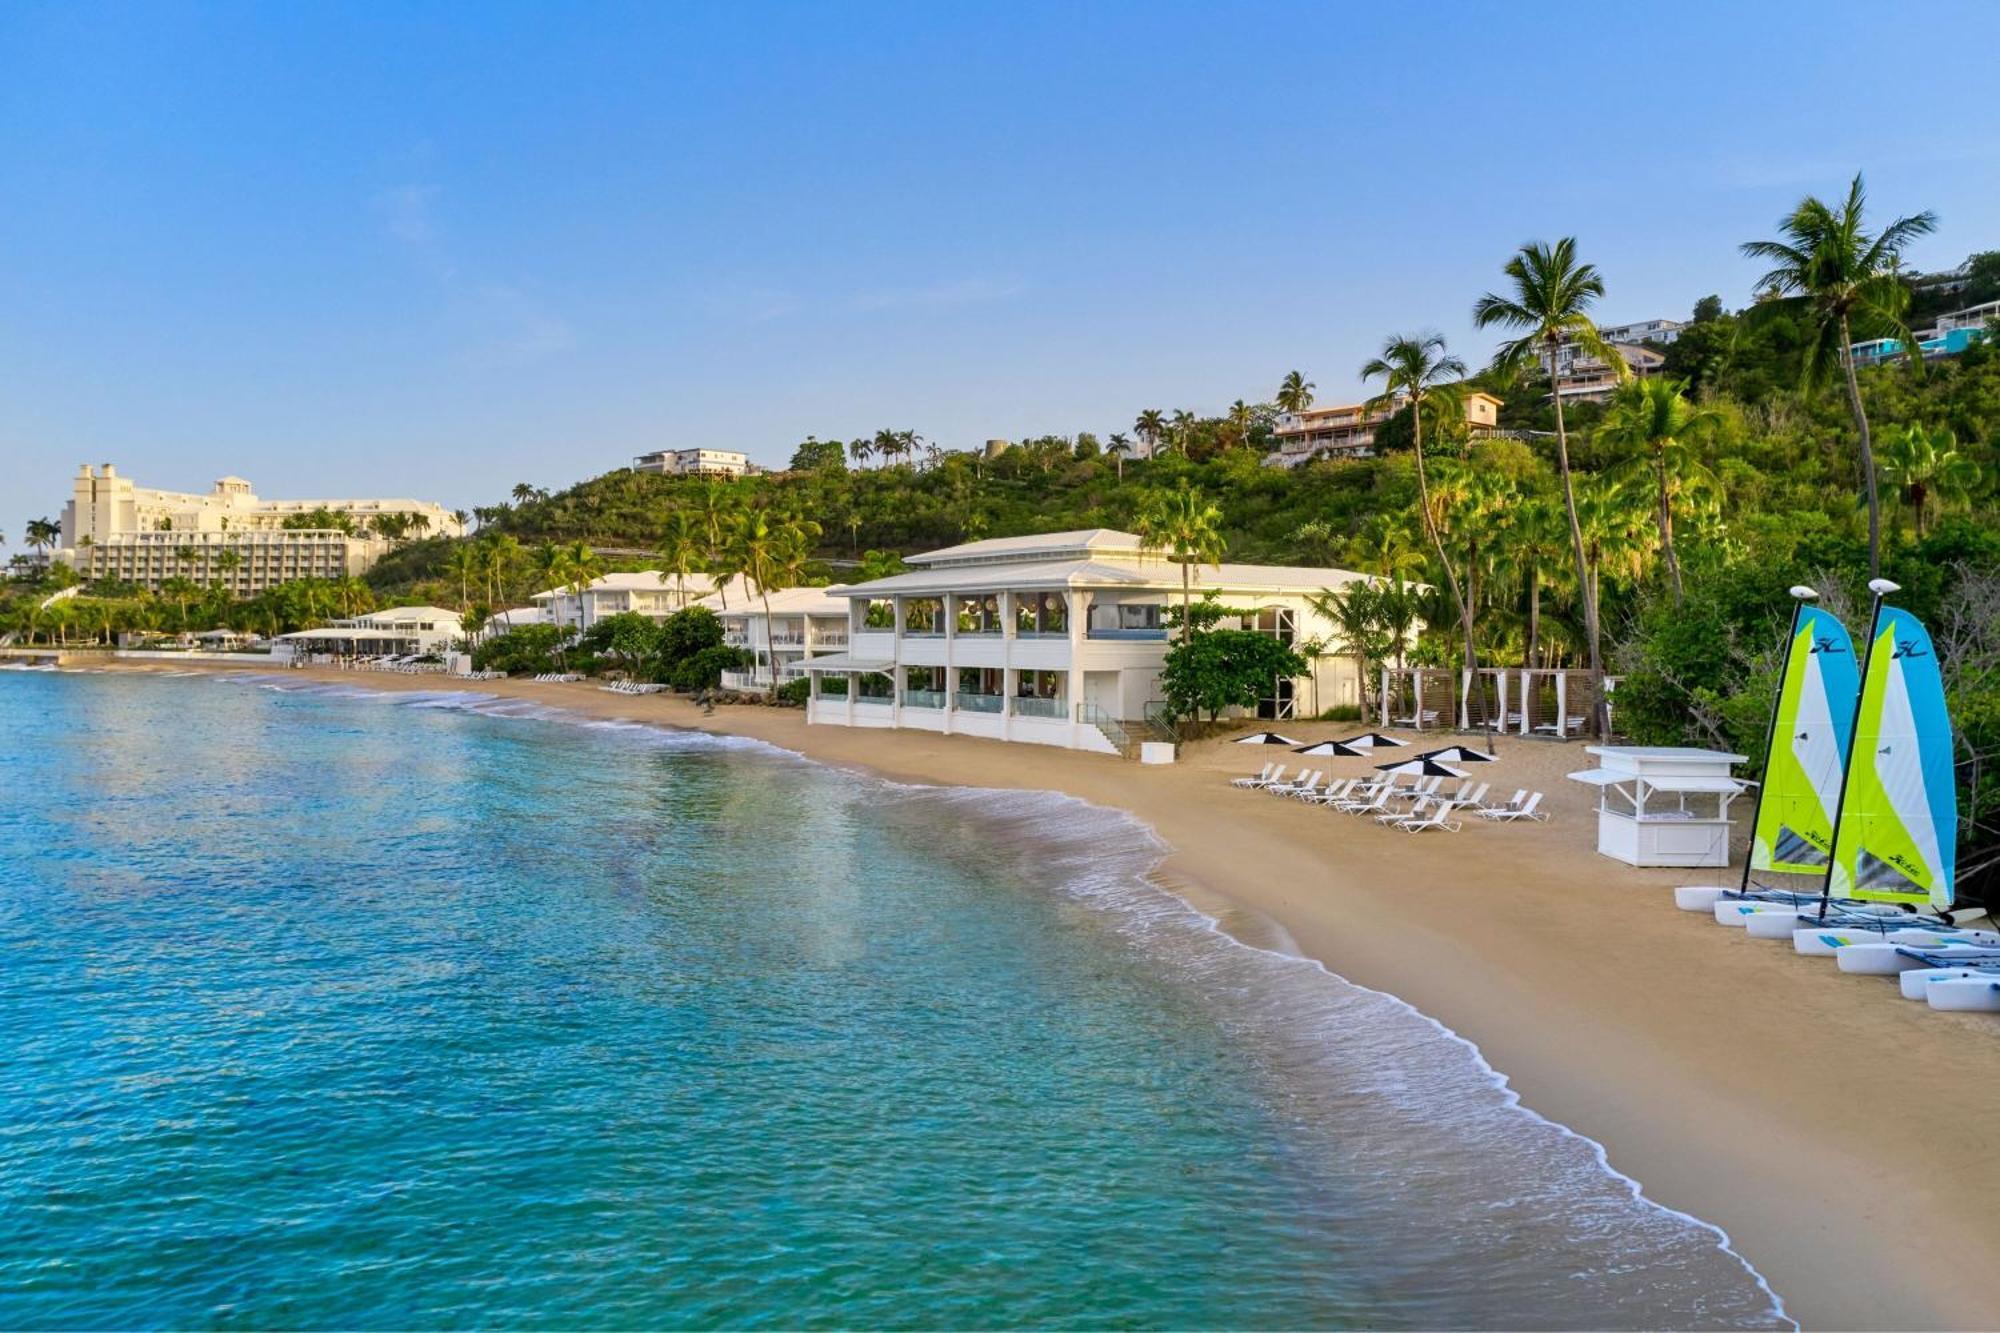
[1540,341,1666,404]
[1849,298,1999,368]
[1597,318,1685,347]
[632,448,754,479]
[55,465,462,594]
[274,606,465,659]
[1265,391,1503,468]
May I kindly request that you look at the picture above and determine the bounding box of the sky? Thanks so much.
[3,1,1997,546]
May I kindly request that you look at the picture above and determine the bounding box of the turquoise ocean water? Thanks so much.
[0,670,1790,1328]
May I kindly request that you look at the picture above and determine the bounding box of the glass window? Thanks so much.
[904,597,942,634]
[1015,670,1064,698]
[862,599,895,629]
[1039,593,1067,633]
[956,593,1000,634]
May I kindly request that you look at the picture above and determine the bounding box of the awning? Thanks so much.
[1567,769,1751,793]
[801,653,894,673]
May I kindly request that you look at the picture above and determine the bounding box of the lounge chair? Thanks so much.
[1302,778,1358,806]
[1231,762,1279,788]
[1339,786,1396,816]
[1398,801,1464,833]
[1267,768,1321,797]
[1376,795,1429,824]
[1532,715,1587,737]
[1479,791,1547,822]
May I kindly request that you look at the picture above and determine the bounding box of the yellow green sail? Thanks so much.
[1751,606,1858,875]
[1828,608,1958,909]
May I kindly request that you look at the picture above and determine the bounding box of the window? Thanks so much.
[1015,670,1064,699]
[956,593,1000,634]
[904,597,943,635]
[861,599,895,630]
[1013,591,1068,635]
[1252,606,1297,645]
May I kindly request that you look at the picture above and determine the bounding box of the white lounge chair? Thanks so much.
[1479,791,1547,822]
[1376,795,1429,824]
[1267,769,1321,797]
[1339,786,1396,816]
[1398,801,1464,833]
[1230,762,1279,789]
[1302,778,1358,806]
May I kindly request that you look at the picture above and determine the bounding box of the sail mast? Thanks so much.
[1816,578,1899,921]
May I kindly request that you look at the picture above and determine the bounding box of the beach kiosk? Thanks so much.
[1567,746,1749,868]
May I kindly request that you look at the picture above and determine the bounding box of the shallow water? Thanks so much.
[0,673,1789,1328]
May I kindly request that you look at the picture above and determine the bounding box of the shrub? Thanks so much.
[777,677,811,707]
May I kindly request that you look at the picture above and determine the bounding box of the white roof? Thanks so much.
[837,557,1370,599]
[801,652,894,672]
[715,585,850,618]
[910,529,1145,564]
[533,572,758,602]
[361,605,460,624]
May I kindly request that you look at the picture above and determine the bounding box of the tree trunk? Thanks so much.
[1550,337,1608,738]
[1656,455,1683,605]
[1411,394,1475,687]
[1526,568,1542,669]
[762,587,779,699]
[1838,313,1882,579]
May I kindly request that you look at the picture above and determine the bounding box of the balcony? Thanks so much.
[955,692,1003,714]
[1013,696,1066,720]
[903,689,945,710]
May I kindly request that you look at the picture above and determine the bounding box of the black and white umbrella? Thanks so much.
[1374,757,1469,778]
[1295,739,1367,757]
[1339,732,1410,750]
[1417,745,1497,763]
[1234,730,1302,746]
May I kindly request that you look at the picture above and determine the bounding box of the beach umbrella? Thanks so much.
[1374,757,1468,778]
[1339,732,1410,749]
[1234,731,1301,745]
[1417,745,1497,763]
[1295,739,1367,757]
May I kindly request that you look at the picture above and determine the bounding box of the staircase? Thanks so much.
[1074,702,1140,759]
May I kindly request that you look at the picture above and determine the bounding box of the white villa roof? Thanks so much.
[800,652,893,673]
[361,605,460,624]
[910,528,1145,565]
[837,558,1370,599]
[532,572,759,602]
[715,584,851,618]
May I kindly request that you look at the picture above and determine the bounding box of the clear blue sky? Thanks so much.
[3,1,1995,544]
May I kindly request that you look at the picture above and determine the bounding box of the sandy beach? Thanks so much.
[89,662,2000,1329]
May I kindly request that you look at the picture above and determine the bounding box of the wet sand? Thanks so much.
[90,663,2000,1329]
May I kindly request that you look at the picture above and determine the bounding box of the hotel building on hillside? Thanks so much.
[633,448,755,479]
[801,530,1375,754]
[531,571,760,631]
[56,464,462,594]
[716,586,852,691]
[1265,392,1503,467]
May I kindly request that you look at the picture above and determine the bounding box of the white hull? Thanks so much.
[1899,966,2000,1000]
[1832,940,2000,975]
[1675,885,1729,912]
[1927,977,2000,1012]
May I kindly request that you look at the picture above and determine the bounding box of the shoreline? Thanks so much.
[68,663,2000,1328]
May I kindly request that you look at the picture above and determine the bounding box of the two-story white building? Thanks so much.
[802,530,1373,754]
[716,586,853,691]
[273,606,465,659]
[531,571,760,631]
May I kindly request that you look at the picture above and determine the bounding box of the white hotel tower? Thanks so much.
[57,464,463,595]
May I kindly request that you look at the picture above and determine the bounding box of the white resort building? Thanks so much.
[716,586,852,691]
[531,572,759,631]
[632,449,754,479]
[55,464,463,594]
[274,606,466,659]
[802,530,1374,754]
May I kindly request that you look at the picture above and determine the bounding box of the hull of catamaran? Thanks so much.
[1899,965,2000,1000]
[1926,977,2000,1012]
[1793,926,1997,957]
[1831,940,2000,975]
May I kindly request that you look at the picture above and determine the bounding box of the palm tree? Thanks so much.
[1308,581,1389,724]
[160,576,199,627]
[214,548,244,593]
[695,481,740,605]
[1574,475,1655,624]
[1361,333,1478,677]
[1226,399,1256,450]
[550,540,601,660]
[447,543,477,610]
[511,482,539,505]
[1741,174,1936,577]
[1167,409,1196,457]
[1134,480,1226,645]
[1106,433,1133,482]
[1504,496,1574,670]
[732,509,822,697]
[1276,370,1315,416]
[24,517,60,563]
[1876,423,1982,537]
[848,437,874,470]
[658,512,704,606]
[1475,238,1626,736]
[1596,378,1722,604]
[1134,409,1165,458]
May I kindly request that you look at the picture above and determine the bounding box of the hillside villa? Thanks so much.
[800,529,1375,754]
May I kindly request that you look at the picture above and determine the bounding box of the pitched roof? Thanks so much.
[909,528,1145,565]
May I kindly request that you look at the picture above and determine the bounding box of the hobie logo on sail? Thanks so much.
[1891,638,1928,660]
[1809,636,1847,655]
